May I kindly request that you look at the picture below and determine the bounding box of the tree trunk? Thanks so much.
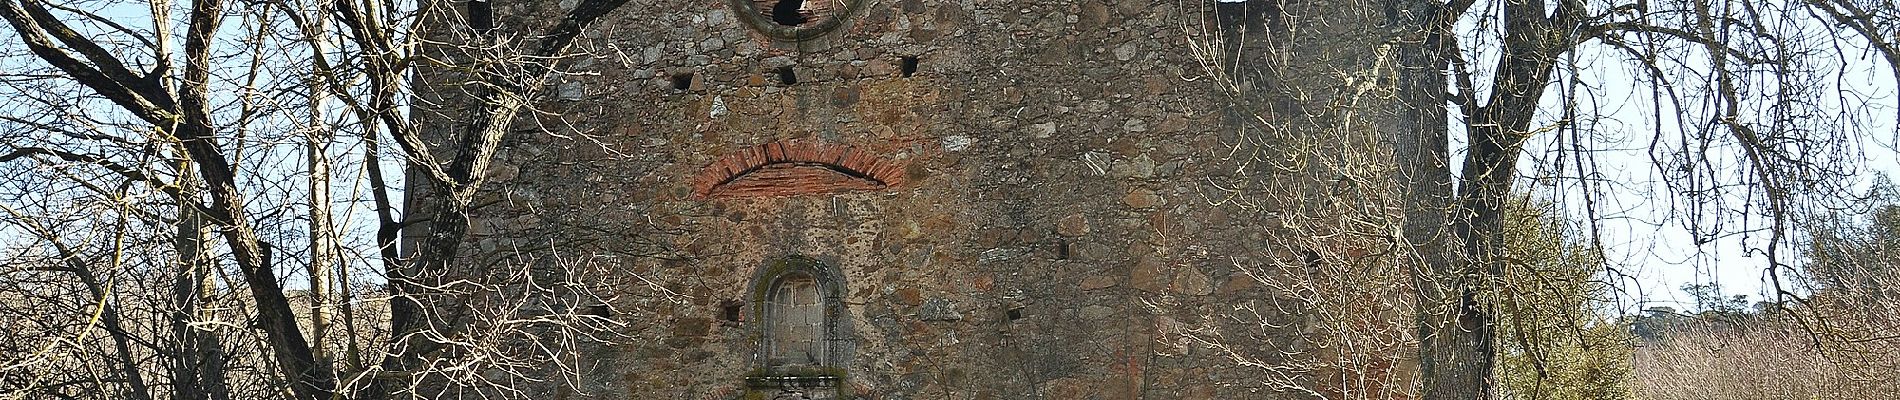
[1387,0,1468,397]
[171,172,230,400]
[375,3,626,394]
[175,2,336,397]
[305,14,337,368]
[1389,0,1575,396]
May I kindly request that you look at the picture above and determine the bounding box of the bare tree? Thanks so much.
[1391,0,1895,397]
[1,0,340,396]
[0,0,641,398]
[1180,0,1900,398]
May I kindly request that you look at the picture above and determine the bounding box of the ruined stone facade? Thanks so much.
[431,0,1413,398]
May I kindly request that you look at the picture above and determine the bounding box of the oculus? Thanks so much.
[728,0,870,41]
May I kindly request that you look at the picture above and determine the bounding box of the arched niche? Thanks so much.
[745,256,850,394]
[766,271,824,367]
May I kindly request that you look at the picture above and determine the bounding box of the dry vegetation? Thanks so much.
[1631,315,1897,400]
[1629,201,1900,400]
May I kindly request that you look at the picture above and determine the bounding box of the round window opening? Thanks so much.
[729,0,868,41]
[767,0,814,26]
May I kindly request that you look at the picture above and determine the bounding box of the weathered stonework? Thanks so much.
[423,0,1415,398]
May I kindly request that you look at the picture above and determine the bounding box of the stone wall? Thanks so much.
[432,0,1413,398]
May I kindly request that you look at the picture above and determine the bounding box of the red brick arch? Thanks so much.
[691,139,908,198]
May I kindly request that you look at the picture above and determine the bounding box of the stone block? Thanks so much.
[1056,213,1090,237]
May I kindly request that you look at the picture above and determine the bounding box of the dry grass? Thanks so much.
[1631,315,1900,400]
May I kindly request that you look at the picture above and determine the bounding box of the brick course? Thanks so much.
[692,139,908,198]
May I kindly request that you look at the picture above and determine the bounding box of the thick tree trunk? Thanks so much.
[1387,0,1470,397]
[1389,0,1573,396]
[1421,125,1524,400]
[374,3,627,396]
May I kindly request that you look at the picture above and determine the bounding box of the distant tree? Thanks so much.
[1679,283,1752,315]
[1630,307,1689,342]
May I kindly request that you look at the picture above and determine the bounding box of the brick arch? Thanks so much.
[691,139,908,198]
